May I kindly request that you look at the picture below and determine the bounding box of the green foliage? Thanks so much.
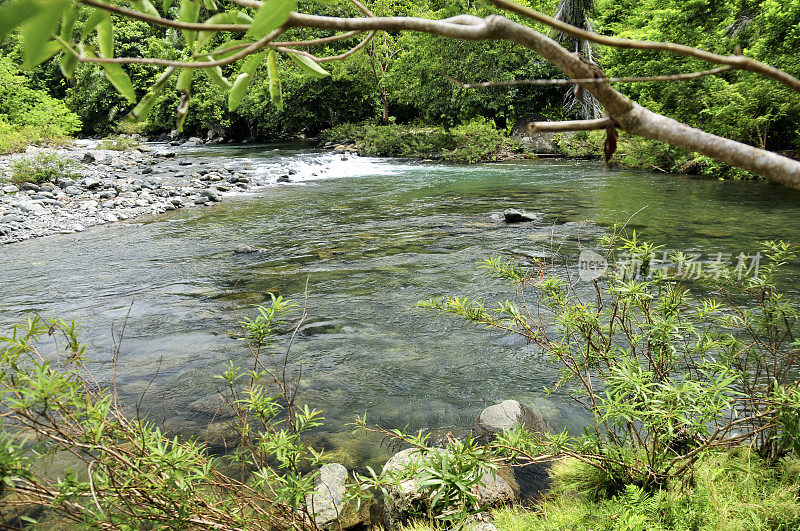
[490,450,800,530]
[97,134,140,151]
[322,121,523,162]
[422,237,800,490]
[4,152,78,185]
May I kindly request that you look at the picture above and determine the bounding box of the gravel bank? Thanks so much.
[0,142,272,244]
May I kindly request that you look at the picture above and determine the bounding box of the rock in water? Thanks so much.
[477,400,549,437]
[82,152,96,163]
[233,244,258,254]
[503,209,538,223]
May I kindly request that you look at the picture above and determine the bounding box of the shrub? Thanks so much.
[421,237,800,490]
[97,134,140,151]
[4,152,78,185]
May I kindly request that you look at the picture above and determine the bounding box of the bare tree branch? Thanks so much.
[529,117,615,132]
[77,0,248,32]
[444,66,733,88]
[488,0,800,93]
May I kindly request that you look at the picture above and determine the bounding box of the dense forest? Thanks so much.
[2,0,799,176]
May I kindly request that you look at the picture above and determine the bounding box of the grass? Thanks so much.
[3,152,78,186]
[97,134,140,151]
[0,121,71,155]
[404,449,800,530]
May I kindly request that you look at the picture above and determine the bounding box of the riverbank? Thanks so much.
[0,141,280,244]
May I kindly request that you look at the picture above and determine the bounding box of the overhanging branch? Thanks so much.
[528,118,615,132]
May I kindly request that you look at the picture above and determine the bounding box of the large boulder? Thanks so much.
[476,400,549,437]
[382,447,516,527]
[503,209,539,223]
[305,463,371,529]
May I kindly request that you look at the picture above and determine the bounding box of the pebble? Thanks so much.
[0,143,271,244]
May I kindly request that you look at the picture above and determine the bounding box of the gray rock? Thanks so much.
[1,214,25,223]
[83,178,101,189]
[82,152,96,163]
[141,167,153,174]
[200,190,222,202]
[20,183,40,192]
[306,463,348,528]
[503,209,539,223]
[2,185,19,194]
[64,186,82,196]
[234,244,258,254]
[277,175,290,183]
[382,448,515,527]
[477,400,549,437]
[194,196,209,205]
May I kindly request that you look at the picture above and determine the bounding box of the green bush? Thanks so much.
[5,152,78,186]
[446,119,516,163]
[97,135,140,151]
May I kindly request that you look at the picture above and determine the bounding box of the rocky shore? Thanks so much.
[0,141,273,245]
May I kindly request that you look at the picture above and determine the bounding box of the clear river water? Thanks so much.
[2,144,800,469]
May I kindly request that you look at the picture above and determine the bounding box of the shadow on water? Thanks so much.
[3,146,800,466]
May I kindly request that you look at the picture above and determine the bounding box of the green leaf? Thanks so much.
[179,0,201,46]
[133,0,161,18]
[59,51,79,79]
[245,0,296,40]
[0,0,41,43]
[267,49,283,110]
[176,68,194,90]
[163,0,175,11]
[209,39,251,60]
[59,5,77,41]
[28,40,62,68]
[203,0,217,10]
[286,51,329,78]
[128,67,176,122]
[198,55,232,90]
[228,73,250,111]
[80,9,107,41]
[197,12,250,47]
[102,63,137,103]
[241,51,264,76]
[97,16,114,58]
[20,0,70,69]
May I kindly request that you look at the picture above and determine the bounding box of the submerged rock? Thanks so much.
[503,209,539,223]
[233,244,259,254]
[476,399,549,437]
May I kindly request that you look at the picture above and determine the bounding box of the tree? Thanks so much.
[2,0,800,186]
[552,0,601,119]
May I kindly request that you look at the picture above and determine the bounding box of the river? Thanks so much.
[2,144,800,468]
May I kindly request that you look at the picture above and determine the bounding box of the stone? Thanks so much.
[200,190,222,202]
[382,448,516,527]
[503,209,539,223]
[1,214,24,223]
[234,244,258,254]
[2,185,19,194]
[476,400,549,437]
[141,167,154,174]
[83,178,101,189]
[277,175,290,183]
[306,463,347,528]
[20,183,40,192]
[64,186,82,196]
[82,152,96,163]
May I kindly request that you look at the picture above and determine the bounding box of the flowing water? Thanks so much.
[3,144,800,468]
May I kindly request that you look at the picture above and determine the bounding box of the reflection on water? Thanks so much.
[2,145,800,466]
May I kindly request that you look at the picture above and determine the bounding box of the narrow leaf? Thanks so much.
[102,63,137,103]
[286,51,329,78]
[241,51,264,76]
[80,9,107,41]
[246,0,296,40]
[133,0,161,18]
[228,72,250,111]
[267,49,283,110]
[176,89,190,131]
[163,0,175,10]
[59,51,79,79]
[20,0,69,69]
[179,0,201,46]
[128,67,176,121]
[203,0,217,10]
[176,68,194,90]
[97,16,114,58]
[197,12,246,47]
[198,55,232,90]
[59,5,77,40]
